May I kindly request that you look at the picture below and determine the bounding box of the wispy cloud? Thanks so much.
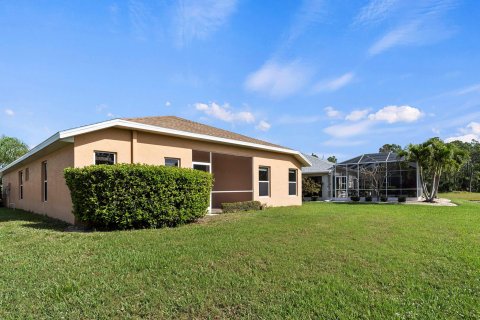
[284,0,326,45]
[165,101,172,107]
[128,0,152,41]
[345,109,370,121]
[354,0,400,26]
[313,72,355,93]
[365,0,458,56]
[456,83,480,95]
[195,102,255,124]
[245,60,313,98]
[174,0,237,47]
[4,108,15,116]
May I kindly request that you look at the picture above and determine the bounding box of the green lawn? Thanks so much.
[439,191,480,201]
[1,200,480,319]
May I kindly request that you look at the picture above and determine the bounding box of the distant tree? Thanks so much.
[311,153,319,158]
[327,156,337,163]
[402,138,467,202]
[379,144,402,153]
[441,140,480,192]
[0,135,29,168]
[302,177,321,197]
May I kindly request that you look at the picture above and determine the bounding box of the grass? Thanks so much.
[1,199,479,319]
[439,191,480,201]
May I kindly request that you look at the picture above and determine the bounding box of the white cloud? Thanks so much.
[445,134,478,143]
[324,106,343,119]
[256,120,271,132]
[446,122,480,143]
[245,60,312,98]
[368,105,423,123]
[165,101,171,107]
[174,0,237,47]
[467,122,480,134]
[345,109,370,121]
[4,109,14,116]
[195,102,255,123]
[354,0,400,26]
[313,72,355,93]
[323,120,372,138]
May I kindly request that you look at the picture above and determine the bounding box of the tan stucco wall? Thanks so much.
[1,145,75,224]
[74,129,303,207]
[74,127,132,167]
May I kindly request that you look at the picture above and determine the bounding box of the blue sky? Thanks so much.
[1,0,480,161]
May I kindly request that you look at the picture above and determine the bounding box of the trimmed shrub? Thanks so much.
[365,196,373,202]
[64,164,213,230]
[398,196,407,203]
[350,196,361,202]
[380,196,388,202]
[222,201,262,213]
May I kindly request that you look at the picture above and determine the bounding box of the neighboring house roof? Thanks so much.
[1,116,311,174]
[338,152,404,165]
[301,154,334,174]
[124,116,287,149]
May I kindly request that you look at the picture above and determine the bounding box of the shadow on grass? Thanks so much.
[0,207,71,232]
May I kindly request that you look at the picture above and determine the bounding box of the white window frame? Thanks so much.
[93,151,117,165]
[259,166,270,197]
[19,170,24,200]
[192,161,211,173]
[288,169,297,196]
[165,157,181,168]
[42,161,48,202]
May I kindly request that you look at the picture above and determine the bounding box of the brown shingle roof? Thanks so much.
[123,116,290,149]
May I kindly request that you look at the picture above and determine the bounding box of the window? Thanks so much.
[42,161,47,202]
[19,171,24,200]
[165,158,180,167]
[193,163,210,172]
[289,169,297,196]
[259,167,270,197]
[25,168,29,181]
[95,152,116,165]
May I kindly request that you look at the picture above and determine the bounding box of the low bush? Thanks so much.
[64,164,213,230]
[222,201,262,213]
[350,196,361,202]
[365,196,373,202]
[398,196,407,203]
[380,196,388,202]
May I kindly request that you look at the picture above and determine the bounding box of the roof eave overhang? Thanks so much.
[1,119,311,175]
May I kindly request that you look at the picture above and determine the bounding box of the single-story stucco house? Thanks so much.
[1,116,311,224]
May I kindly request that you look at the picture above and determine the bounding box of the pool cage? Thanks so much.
[332,152,421,200]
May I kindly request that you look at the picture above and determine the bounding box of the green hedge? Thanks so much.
[64,164,213,230]
[221,201,262,213]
